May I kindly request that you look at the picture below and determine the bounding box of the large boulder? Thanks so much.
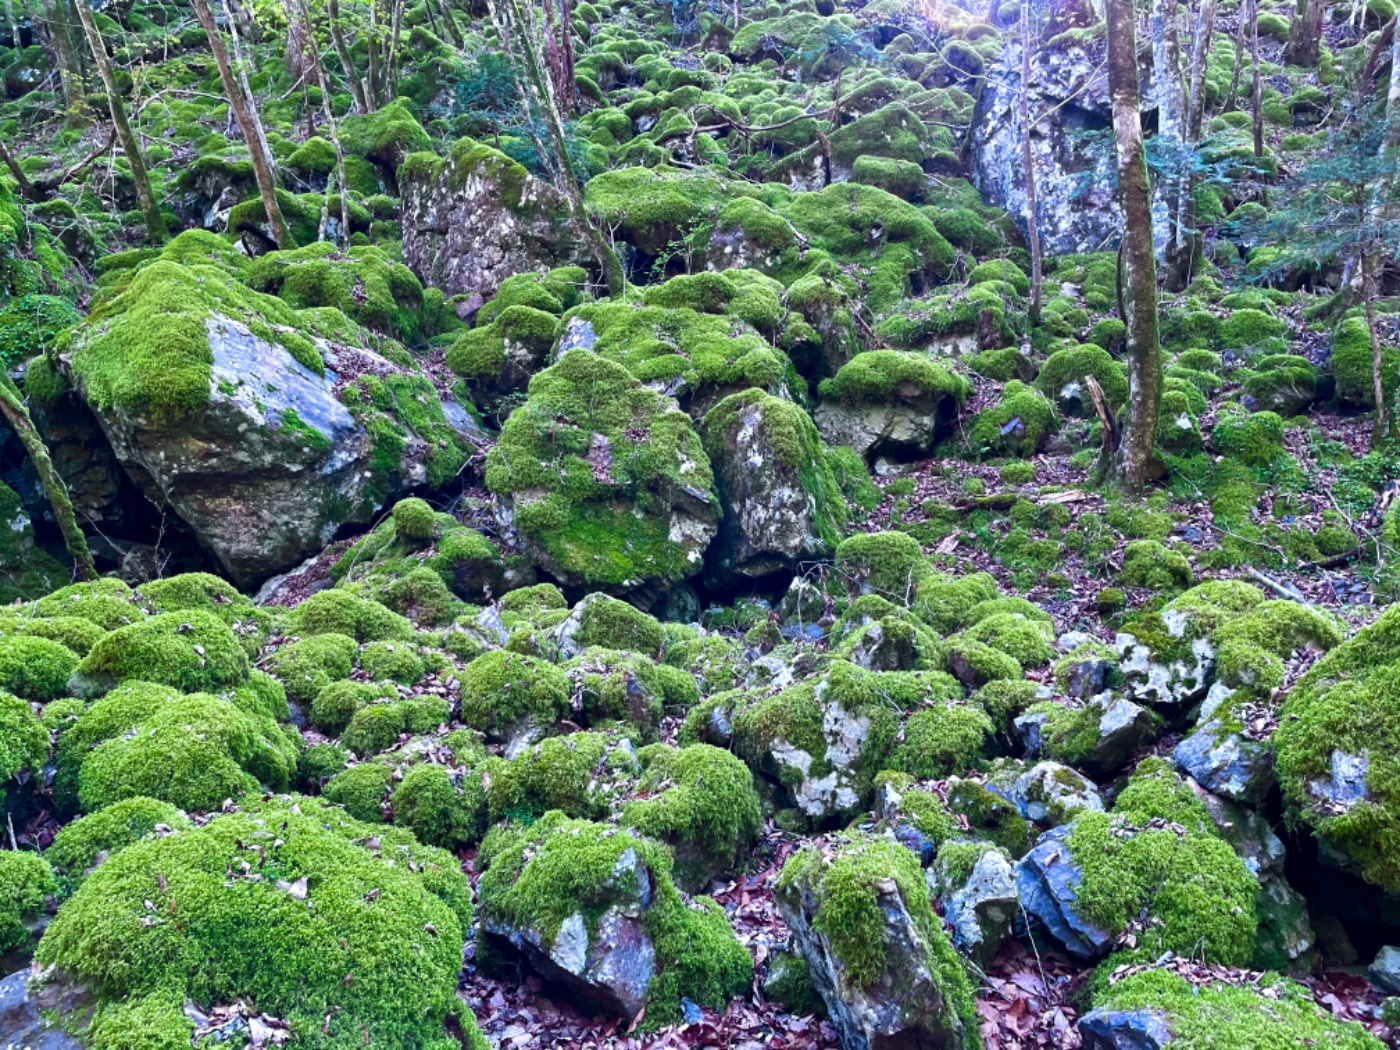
[971,32,1161,256]
[60,261,472,587]
[776,834,977,1050]
[484,350,719,599]
[702,389,847,584]
[814,350,970,461]
[399,137,584,303]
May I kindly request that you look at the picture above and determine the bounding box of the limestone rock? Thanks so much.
[1012,760,1105,826]
[1078,1008,1172,1050]
[0,970,87,1050]
[943,848,1019,966]
[1014,824,1115,960]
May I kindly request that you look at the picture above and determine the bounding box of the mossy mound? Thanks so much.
[0,849,54,956]
[484,350,719,592]
[71,610,250,697]
[45,796,192,878]
[37,797,478,1049]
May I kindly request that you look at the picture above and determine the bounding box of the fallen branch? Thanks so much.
[1245,566,1314,606]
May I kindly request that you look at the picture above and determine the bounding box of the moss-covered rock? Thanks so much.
[45,796,191,878]
[71,610,250,697]
[458,649,570,742]
[814,350,970,460]
[484,350,719,594]
[0,849,54,956]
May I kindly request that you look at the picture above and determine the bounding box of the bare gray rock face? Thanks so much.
[0,970,86,1050]
[813,383,962,461]
[399,138,584,301]
[942,848,1020,966]
[1014,824,1115,960]
[971,35,1160,256]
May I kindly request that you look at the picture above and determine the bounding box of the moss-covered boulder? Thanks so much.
[484,350,720,595]
[36,797,481,1049]
[476,812,751,1024]
[61,260,473,586]
[701,389,846,583]
[69,610,250,697]
[776,834,978,1050]
[814,350,971,460]
[401,137,583,299]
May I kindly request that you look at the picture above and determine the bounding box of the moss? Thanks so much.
[774,833,977,1039]
[584,165,757,256]
[835,530,930,602]
[959,612,1055,666]
[359,640,426,685]
[311,679,397,735]
[297,741,350,793]
[912,571,1001,634]
[342,696,450,757]
[393,761,485,849]
[78,692,297,812]
[0,850,55,955]
[1036,344,1128,410]
[324,761,394,822]
[945,776,1032,857]
[35,578,144,631]
[477,812,751,1025]
[0,634,77,700]
[294,588,413,642]
[1332,314,1400,409]
[484,350,718,590]
[946,635,1022,684]
[889,702,994,778]
[819,348,971,405]
[67,261,326,425]
[500,583,568,616]
[392,496,437,540]
[559,592,666,656]
[458,649,570,739]
[266,633,359,705]
[37,798,468,1049]
[481,731,619,823]
[851,155,927,200]
[967,380,1057,457]
[622,743,761,887]
[73,610,250,696]
[45,796,191,878]
[1065,809,1258,964]
[1120,540,1195,592]
[1210,407,1286,465]
[1090,968,1383,1047]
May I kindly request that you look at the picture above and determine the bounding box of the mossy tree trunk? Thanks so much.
[0,375,94,581]
[73,0,167,243]
[40,0,88,121]
[191,0,294,249]
[1151,0,1188,287]
[222,0,278,177]
[486,0,625,298]
[1284,0,1325,66]
[327,0,369,113]
[1106,0,1163,487]
[1225,0,1250,110]
[1250,0,1264,158]
[1361,24,1400,448]
[1172,0,1216,290]
[1020,1,1043,319]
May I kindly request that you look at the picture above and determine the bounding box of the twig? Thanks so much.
[1245,566,1314,606]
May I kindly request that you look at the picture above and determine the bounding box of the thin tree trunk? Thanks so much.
[0,138,39,202]
[436,0,462,47]
[1174,0,1216,289]
[386,0,404,98]
[73,0,166,242]
[1361,250,1387,443]
[327,0,368,113]
[1251,0,1264,157]
[540,0,567,112]
[487,0,625,297]
[365,0,380,110]
[0,375,94,580]
[1106,0,1162,485]
[560,0,577,112]
[190,0,293,249]
[1020,1,1043,319]
[1284,0,1325,65]
[3,0,19,55]
[292,0,351,242]
[41,0,87,118]
[1225,0,1250,110]
[1152,0,1187,284]
[222,0,277,178]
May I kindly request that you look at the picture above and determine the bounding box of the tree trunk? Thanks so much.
[1020,0,1043,319]
[292,0,352,242]
[1225,0,1249,110]
[1106,0,1162,486]
[191,0,293,249]
[386,0,405,98]
[487,0,625,297]
[41,0,88,119]
[73,0,166,243]
[1250,0,1264,157]
[0,137,39,202]
[1152,0,1188,285]
[560,0,577,112]
[222,0,278,179]
[327,0,369,113]
[0,375,94,581]
[1284,0,1325,65]
[365,0,380,110]
[1362,250,1387,444]
[1172,0,1216,289]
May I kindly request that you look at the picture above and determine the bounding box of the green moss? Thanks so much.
[393,761,484,848]
[1210,407,1286,465]
[1120,540,1195,592]
[296,741,350,793]
[1332,315,1400,409]
[38,798,469,1049]
[500,583,568,616]
[1036,344,1128,410]
[73,610,250,696]
[775,833,977,1040]
[342,696,450,757]
[1090,968,1383,1048]
[0,634,77,700]
[35,578,144,631]
[959,612,1055,666]
[480,731,618,823]
[67,261,326,424]
[45,796,191,877]
[835,530,930,602]
[311,679,397,735]
[945,776,1032,856]
[266,633,359,705]
[559,592,666,655]
[78,692,297,812]
[324,761,394,822]
[0,850,55,954]
[359,639,426,684]
[622,743,761,887]
[1065,809,1258,964]
[477,812,751,1025]
[912,571,1001,634]
[294,587,414,642]
[819,348,970,405]
[458,649,570,739]
[484,350,718,590]
[968,380,1057,457]
[889,702,994,778]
